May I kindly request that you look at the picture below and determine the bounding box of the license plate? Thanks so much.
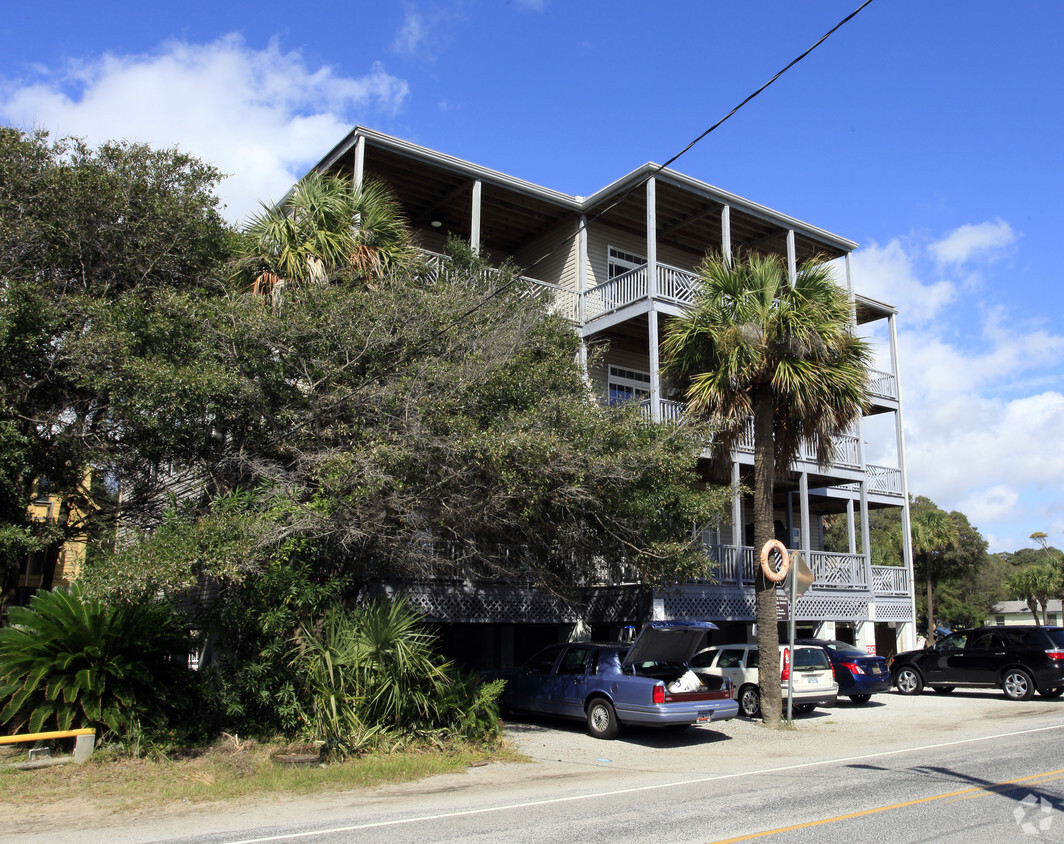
[807,677,819,683]
[697,711,711,722]
[871,665,882,674]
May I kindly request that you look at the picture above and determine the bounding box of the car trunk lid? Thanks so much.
[622,621,718,668]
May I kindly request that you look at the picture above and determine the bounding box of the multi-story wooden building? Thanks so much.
[305,127,917,665]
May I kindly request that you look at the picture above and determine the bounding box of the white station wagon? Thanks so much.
[689,643,838,718]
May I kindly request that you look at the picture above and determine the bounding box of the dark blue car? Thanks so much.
[796,639,891,703]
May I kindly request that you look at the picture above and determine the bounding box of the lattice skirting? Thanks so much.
[872,598,914,622]
[658,586,914,625]
[358,581,912,626]
[362,582,649,624]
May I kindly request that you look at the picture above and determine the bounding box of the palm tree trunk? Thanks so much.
[752,386,781,726]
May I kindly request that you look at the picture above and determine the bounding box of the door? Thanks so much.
[961,629,1008,685]
[549,645,594,717]
[916,631,970,685]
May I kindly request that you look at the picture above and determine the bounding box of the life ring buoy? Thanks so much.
[760,539,790,583]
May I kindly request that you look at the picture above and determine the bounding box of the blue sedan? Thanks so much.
[796,639,892,703]
[489,621,738,738]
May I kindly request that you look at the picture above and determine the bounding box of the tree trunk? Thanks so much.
[752,386,781,726]
[925,567,935,646]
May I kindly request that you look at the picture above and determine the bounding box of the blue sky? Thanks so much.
[2,1,1062,553]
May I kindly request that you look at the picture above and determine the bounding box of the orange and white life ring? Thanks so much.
[760,539,790,583]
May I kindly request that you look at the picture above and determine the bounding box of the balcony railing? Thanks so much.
[872,565,908,596]
[585,266,650,318]
[868,369,899,402]
[703,544,905,595]
[639,398,686,422]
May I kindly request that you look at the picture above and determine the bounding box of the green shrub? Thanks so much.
[293,598,502,757]
[194,560,343,738]
[0,584,194,738]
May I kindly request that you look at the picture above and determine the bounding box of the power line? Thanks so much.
[300,0,878,424]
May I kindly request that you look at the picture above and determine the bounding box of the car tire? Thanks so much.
[931,686,956,694]
[738,685,761,718]
[1039,687,1064,699]
[1002,668,1035,701]
[586,698,620,739]
[792,703,815,714]
[849,694,871,704]
[895,667,923,695]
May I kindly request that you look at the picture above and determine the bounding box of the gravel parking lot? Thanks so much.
[502,687,1064,776]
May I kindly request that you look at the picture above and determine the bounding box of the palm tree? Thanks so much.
[1006,562,1061,626]
[235,172,416,301]
[661,251,871,726]
[909,505,959,643]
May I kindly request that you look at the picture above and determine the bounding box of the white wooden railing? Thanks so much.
[868,369,899,401]
[872,565,909,595]
[703,544,906,595]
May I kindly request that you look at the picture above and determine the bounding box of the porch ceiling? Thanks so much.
[584,177,849,265]
[324,141,577,260]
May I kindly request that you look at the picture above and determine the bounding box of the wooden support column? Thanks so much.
[721,204,732,263]
[847,498,857,555]
[732,460,743,584]
[647,177,660,421]
[889,311,917,629]
[786,229,797,284]
[353,134,365,191]
[799,472,811,555]
[471,178,482,253]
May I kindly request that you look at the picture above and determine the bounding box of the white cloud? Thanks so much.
[853,230,1064,552]
[0,36,410,223]
[929,219,1017,265]
[394,5,428,54]
[851,239,955,323]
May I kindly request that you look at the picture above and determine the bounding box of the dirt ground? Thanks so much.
[5,688,1063,843]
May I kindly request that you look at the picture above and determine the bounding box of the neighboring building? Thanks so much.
[304,127,917,666]
[16,478,88,604]
[987,600,1062,627]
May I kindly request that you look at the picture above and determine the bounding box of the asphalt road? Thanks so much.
[15,690,1064,843]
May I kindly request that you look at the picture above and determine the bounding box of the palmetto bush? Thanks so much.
[0,584,195,737]
[294,598,502,757]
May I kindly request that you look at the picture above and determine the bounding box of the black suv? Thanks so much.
[890,626,1064,701]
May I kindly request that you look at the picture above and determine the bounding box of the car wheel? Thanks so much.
[931,686,956,694]
[1002,669,1035,701]
[586,698,620,739]
[738,685,761,718]
[792,703,815,714]
[1039,687,1064,698]
[849,694,871,704]
[895,667,923,695]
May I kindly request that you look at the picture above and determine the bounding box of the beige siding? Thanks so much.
[512,218,581,289]
[585,224,705,289]
[586,334,653,402]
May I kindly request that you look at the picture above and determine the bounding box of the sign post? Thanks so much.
[784,551,814,722]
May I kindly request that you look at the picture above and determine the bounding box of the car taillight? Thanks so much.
[653,683,665,704]
[1047,649,1064,661]
[840,661,864,675]
[781,648,790,682]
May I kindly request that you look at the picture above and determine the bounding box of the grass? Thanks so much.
[0,734,525,818]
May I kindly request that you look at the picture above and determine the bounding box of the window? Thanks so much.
[717,649,746,669]
[608,246,646,280]
[608,365,651,406]
[558,647,592,675]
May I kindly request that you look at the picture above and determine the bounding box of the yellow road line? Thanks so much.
[708,768,1064,843]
